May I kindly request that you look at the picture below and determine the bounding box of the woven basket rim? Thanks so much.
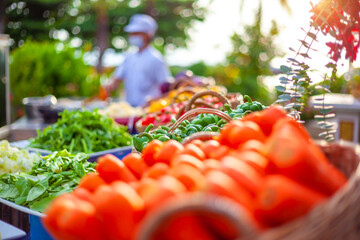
[255,140,360,240]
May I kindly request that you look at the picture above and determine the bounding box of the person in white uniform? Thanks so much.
[104,14,172,107]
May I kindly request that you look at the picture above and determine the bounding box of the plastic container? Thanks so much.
[0,198,51,240]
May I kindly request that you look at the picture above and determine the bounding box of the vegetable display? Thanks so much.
[140,102,185,127]
[133,108,232,152]
[0,150,96,212]
[0,140,40,174]
[133,96,266,152]
[99,101,143,118]
[42,106,347,240]
[145,86,226,113]
[29,109,132,154]
[226,95,266,119]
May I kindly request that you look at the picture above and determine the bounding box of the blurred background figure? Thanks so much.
[104,14,172,107]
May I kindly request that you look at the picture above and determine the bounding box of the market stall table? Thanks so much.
[0,220,27,240]
[8,117,49,142]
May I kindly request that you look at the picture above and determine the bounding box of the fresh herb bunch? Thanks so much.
[29,109,132,153]
[0,150,96,212]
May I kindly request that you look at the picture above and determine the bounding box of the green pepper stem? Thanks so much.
[144,123,154,133]
[136,132,154,141]
[243,95,252,104]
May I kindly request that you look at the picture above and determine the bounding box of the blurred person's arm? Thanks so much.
[103,63,125,94]
[155,58,173,94]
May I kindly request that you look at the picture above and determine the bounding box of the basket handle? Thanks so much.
[184,90,230,112]
[169,87,197,105]
[169,78,198,91]
[175,99,215,120]
[168,108,232,134]
[135,193,259,240]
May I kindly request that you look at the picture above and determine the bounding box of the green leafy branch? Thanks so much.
[276,5,338,140]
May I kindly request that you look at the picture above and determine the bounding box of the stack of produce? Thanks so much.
[133,108,232,152]
[29,109,132,154]
[0,150,96,212]
[137,91,231,132]
[99,101,144,119]
[133,96,267,152]
[145,85,227,114]
[139,102,186,128]
[0,140,40,174]
[42,106,347,240]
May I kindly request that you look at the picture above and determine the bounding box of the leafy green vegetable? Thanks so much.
[28,109,132,153]
[0,150,96,212]
[0,140,40,174]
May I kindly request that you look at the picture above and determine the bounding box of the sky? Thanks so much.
[163,0,352,87]
[101,0,354,88]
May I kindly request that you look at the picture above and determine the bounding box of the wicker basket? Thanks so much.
[135,140,360,240]
[135,119,172,134]
[255,140,360,240]
[175,90,233,120]
[168,108,232,134]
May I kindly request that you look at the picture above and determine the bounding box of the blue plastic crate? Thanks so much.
[0,198,51,240]
[29,215,53,240]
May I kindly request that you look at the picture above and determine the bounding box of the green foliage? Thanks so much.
[4,0,207,50]
[29,109,132,153]
[275,22,336,140]
[310,74,347,96]
[223,4,283,105]
[0,150,96,212]
[10,40,99,108]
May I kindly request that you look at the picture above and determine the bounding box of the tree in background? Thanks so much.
[172,4,283,105]
[2,0,207,72]
[223,4,282,104]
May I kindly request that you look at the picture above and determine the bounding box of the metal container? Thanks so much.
[22,95,57,119]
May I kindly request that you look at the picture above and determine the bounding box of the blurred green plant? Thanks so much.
[2,0,208,73]
[224,4,282,105]
[173,4,282,105]
[10,40,99,110]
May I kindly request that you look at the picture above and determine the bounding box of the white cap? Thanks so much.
[124,14,158,37]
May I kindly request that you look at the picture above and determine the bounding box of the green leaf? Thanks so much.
[310,21,319,29]
[287,58,300,64]
[0,184,19,199]
[30,196,56,213]
[328,30,337,38]
[319,108,333,114]
[74,162,86,177]
[280,65,291,73]
[15,196,27,205]
[293,102,304,108]
[284,103,294,110]
[299,40,310,48]
[307,32,317,40]
[15,177,32,198]
[278,94,291,101]
[300,53,311,59]
[27,183,47,202]
[275,85,286,92]
[0,181,6,191]
[338,13,347,22]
